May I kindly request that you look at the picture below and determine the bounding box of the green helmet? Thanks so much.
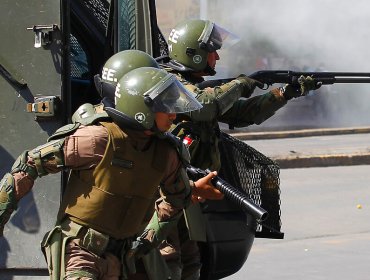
[94,50,159,103]
[167,19,239,72]
[105,67,202,130]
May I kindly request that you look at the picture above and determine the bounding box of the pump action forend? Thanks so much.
[186,165,268,222]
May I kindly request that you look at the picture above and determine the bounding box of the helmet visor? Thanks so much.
[198,21,240,52]
[146,74,202,113]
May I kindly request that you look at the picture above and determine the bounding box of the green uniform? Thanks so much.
[171,70,287,171]
[159,68,288,280]
[163,17,321,279]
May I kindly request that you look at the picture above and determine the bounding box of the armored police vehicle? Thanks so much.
[0,0,282,279]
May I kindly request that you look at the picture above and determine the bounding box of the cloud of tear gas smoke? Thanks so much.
[202,0,370,130]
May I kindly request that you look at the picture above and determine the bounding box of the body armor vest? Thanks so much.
[58,122,171,239]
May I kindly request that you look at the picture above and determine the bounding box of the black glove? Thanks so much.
[282,75,322,100]
[124,236,153,274]
[236,74,264,98]
[0,209,13,237]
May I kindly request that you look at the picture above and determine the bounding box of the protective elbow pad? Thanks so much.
[0,173,17,210]
[0,174,18,236]
[27,138,65,177]
[11,151,38,180]
[215,80,244,115]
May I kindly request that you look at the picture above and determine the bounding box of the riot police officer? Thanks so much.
[0,66,224,280]
[158,19,322,280]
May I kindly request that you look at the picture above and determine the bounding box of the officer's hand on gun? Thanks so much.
[192,171,224,202]
[282,75,322,100]
[236,74,264,93]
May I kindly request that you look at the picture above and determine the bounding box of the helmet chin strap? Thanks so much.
[203,63,216,76]
[149,122,166,138]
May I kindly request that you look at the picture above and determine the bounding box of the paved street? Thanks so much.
[238,131,370,168]
[243,132,370,159]
[226,165,370,280]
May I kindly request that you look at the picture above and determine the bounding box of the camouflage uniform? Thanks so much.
[159,17,322,279]
[159,70,287,280]
[175,71,287,171]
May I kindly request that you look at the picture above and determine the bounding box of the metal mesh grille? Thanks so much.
[219,132,283,238]
[158,30,169,57]
[118,0,136,50]
[70,35,89,79]
[82,0,110,29]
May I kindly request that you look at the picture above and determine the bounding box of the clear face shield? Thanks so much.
[144,74,202,114]
[198,21,240,52]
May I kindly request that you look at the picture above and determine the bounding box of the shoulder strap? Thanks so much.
[100,122,136,169]
[99,122,127,155]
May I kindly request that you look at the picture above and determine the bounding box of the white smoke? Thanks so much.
[155,0,370,129]
[204,0,370,129]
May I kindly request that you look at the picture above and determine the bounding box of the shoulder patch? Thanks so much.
[47,123,81,142]
[163,132,190,164]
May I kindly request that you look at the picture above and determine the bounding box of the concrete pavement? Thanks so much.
[226,128,370,279]
[229,126,370,169]
[226,165,370,280]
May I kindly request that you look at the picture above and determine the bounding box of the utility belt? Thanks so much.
[61,218,133,258]
[41,217,134,280]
